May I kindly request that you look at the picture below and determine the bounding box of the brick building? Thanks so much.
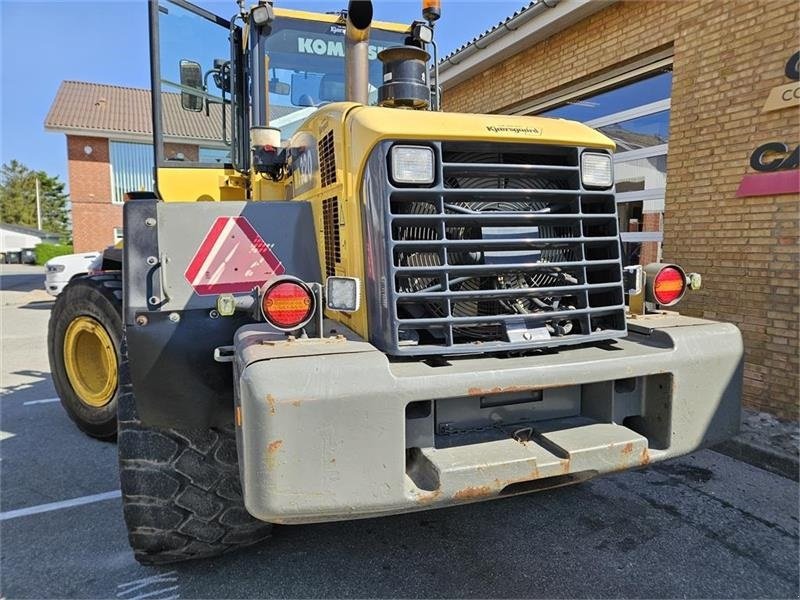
[440,0,799,419]
[44,81,234,252]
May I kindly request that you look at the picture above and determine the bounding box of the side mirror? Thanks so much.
[179,60,204,112]
[269,78,290,96]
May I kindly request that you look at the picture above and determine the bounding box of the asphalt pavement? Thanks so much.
[1,265,798,599]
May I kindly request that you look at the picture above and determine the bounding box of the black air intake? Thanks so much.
[378,46,431,110]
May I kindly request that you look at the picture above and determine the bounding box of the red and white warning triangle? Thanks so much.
[184,216,285,296]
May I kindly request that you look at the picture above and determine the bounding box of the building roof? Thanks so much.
[440,1,538,64]
[44,81,300,142]
[0,222,59,239]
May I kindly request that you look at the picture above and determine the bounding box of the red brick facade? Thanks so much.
[67,135,121,252]
[443,0,799,419]
[66,135,202,252]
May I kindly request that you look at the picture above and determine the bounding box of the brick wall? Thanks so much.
[443,0,799,420]
[66,135,121,252]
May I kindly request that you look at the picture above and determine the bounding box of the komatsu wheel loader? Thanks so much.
[47,0,742,564]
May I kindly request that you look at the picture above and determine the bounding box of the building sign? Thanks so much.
[737,52,800,197]
[762,51,799,113]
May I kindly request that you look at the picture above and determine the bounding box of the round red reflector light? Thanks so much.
[262,280,314,330]
[653,266,686,306]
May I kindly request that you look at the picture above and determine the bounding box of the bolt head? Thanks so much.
[144,217,156,227]
[168,312,180,323]
[146,256,157,266]
[135,315,148,326]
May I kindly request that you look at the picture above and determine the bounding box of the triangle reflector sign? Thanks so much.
[184,216,285,296]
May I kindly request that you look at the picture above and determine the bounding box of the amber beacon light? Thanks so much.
[422,0,441,22]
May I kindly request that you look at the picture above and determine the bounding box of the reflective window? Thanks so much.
[264,18,407,138]
[615,155,667,193]
[541,70,672,122]
[157,1,232,166]
[598,111,670,151]
[537,66,673,267]
[109,141,154,203]
[199,147,231,164]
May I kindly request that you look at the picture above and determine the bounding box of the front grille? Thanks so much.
[363,141,626,356]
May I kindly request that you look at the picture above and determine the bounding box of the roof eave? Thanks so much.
[439,0,617,91]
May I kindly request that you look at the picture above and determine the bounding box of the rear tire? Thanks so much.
[118,344,272,565]
[48,274,122,440]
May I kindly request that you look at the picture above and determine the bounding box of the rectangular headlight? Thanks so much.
[46,264,65,273]
[326,276,361,312]
[391,145,434,185]
[581,152,613,188]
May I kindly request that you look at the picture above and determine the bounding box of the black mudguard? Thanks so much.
[123,199,321,429]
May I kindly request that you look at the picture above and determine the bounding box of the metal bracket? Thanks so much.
[624,265,646,317]
[214,345,235,363]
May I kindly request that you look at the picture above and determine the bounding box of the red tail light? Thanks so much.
[261,278,315,331]
[651,265,687,306]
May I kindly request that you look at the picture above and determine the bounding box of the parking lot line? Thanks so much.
[22,397,60,405]
[0,490,121,521]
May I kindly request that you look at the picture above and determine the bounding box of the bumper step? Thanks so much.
[414,419,649,502]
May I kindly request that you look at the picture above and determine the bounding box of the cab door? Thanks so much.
[148,0,248,201]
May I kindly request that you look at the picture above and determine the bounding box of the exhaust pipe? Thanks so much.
[345,0,373,104]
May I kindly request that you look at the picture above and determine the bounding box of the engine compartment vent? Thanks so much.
[319,130,337,188]
[322,196,341,277]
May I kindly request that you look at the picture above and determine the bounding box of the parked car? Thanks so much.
[44,251,102,296]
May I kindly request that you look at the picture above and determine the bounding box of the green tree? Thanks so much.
[0,160,70,239]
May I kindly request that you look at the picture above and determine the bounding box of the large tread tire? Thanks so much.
[48,273,122,440]
[117,345,272,565]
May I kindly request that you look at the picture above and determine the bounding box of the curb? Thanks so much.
[713,438,799,482]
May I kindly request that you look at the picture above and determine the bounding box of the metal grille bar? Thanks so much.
[366,141,627,355]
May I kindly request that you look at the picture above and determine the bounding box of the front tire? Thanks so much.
[118,346,272,565]
[48,274,122,440]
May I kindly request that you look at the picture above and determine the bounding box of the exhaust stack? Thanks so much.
[345,0,373,105]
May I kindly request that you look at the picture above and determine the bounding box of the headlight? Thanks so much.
[390,145,434,185]
[46,264,65,273]
[581,152,613,188]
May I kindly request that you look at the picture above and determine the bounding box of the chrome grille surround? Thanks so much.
[362,141,626,356]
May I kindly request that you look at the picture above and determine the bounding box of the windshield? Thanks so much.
[265,17,408,138]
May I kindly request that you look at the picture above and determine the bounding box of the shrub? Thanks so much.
[34,243,73,265]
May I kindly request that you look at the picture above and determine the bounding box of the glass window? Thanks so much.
[538,66,673,267]
[615,155,667,193]
[109,142,154,204]
[598,111,670,151]
[199,147,231,164]
[540,70,672,122]
[157,1,233,166]
[264,18,407,138]
[113,227,124,244]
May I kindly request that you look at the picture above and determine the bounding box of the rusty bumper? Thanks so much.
[233,316,742,524]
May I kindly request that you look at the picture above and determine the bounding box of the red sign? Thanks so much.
[736,170,800,198]
[185,216,285,295]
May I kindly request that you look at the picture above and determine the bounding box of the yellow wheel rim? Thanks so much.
[63,316,118,408]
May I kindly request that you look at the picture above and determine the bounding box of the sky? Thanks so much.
[0,0,528,190]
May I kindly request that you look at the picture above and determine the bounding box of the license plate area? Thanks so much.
[434,386,580,448]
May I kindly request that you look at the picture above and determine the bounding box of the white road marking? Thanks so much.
[0,490,121,521]
[0,430,16,441]
[22,397,60,406]
[117,571,179,600]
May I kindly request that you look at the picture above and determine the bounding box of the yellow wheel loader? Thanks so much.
[47,0,742,564]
